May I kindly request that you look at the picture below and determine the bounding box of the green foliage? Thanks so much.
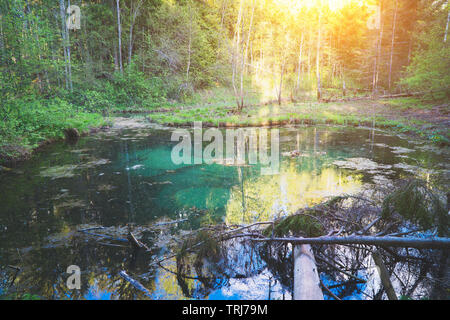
[400,2,450,95]
[0,96,107,164]
[381,179,448,236]
[0,292,41,300]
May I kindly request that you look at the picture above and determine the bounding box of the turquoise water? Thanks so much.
[0,121,448,299]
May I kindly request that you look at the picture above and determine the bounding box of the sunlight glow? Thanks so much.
[273,0,370,12]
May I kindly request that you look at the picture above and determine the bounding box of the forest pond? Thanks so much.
[0,118,448,299]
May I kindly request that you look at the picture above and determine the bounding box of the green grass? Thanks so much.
[146,100,448,146]
[379,97,436,111]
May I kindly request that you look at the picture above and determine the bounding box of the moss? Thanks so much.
[323,195,348,208]
[265,212,325,238]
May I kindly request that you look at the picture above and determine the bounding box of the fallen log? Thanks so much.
[153,218,188,227]
[78,230,128,243]
[293,245,324,300]
[251,235,450,249]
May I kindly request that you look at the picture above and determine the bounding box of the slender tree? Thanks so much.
[316,3,322,101]
[388,0,398,92]
[116,0,123,74]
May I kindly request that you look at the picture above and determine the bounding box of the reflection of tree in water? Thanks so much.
[225,162,363,225]
[1,230,159,299]
[1,179,447,300]
[173,179,448,300]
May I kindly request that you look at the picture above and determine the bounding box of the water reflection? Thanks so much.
[0,123,448,299]
[225,164,362,225]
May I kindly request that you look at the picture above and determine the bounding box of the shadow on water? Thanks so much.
[0,123,448,299]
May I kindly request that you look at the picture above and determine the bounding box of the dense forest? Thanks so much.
[0,0,449,160]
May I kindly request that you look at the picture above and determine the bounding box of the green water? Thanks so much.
[0,122,448,299]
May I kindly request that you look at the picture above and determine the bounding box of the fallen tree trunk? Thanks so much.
[293,244,324,300]
[251,235,450,249]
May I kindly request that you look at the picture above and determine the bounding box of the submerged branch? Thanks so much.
[119,271,152,298]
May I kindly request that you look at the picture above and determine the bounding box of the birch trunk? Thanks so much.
[296,33,304,92]
[375,1,384,93]
[232,0,243,109]
[388,0,398,92]
[293,245,324,300]
[59,0,69,90]
[128,0,142,66]
[116,0,123,74]
[277,61,285,105]
[316,5,322,101]
[239,0,255,110]
[444,7,449,42]
[66,0,72,91]
[186,1,192,82]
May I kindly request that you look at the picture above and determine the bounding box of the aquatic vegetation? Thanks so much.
[39,158,111,179]
[55,199,87,209]
[332,158,392,171]
[39,165,78,179]
[390,147,415,154]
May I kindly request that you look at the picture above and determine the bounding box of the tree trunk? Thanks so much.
[59,0,69,90]
[113,41,119,72]
[128,0,142,66]
[316,5,322,101]
[186,1,192,83]
[375,1,384,93]
[296,33,304,92]
[444,7,449,42]
[66,0,73,91]
[388,0,398,92]
[116,0,123,74]
[231,0,243,109]
[239,0,255,110]
[293,245,324,300]
[277,62,285,105]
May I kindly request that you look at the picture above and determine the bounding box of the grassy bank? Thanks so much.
[145,94,449,146]
[1,89,448,167]
[0,97,109,166]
